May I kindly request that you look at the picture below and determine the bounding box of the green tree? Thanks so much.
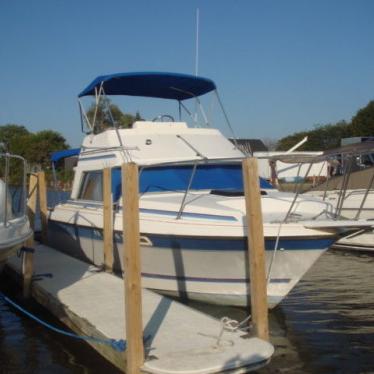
[0,124,30,155]
[0,124,69,172]
[27,130,69,170]
[85,97,141,132]
[0,125,68,183]
[351,100,374,136]
[276,130,309,151]
[277,121,353,151]
[277,100,374,152]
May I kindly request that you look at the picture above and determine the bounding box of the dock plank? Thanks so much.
[6,244,274,373]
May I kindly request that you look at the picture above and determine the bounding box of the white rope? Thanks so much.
[215,315,252,347]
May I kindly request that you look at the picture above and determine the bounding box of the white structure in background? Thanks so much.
[230,137,327,183]
[255,151,326,182]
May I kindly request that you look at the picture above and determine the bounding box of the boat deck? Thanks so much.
[332,229,374,253]
[5,244,273,373]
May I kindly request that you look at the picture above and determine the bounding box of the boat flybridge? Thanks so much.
[0,150,33,271]
[48,72,365,308]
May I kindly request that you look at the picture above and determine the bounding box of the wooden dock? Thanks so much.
[4,158,275,373]
[5,243,274,373]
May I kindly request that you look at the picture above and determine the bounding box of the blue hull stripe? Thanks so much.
[51,221,335,251]
[143,235,335,251]
[142,272,291,284]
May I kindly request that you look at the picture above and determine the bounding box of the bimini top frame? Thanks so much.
[77,71,242,153]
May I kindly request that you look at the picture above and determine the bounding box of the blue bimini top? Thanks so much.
[78,72,216,100]
[51,148,80,163]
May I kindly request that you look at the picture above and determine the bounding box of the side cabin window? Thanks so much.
[108,164,273,201]
[78,165,274,203]
[78,171,103,201]
[137,164,273,193]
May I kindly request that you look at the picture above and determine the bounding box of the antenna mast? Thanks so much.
[195,8,199,76]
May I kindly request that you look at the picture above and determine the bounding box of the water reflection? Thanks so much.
[0,278,121,373]
[278,250,374,374]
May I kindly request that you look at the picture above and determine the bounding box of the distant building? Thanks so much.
[64,155,79,171]
[51,148,80,172]
[229,138,268,154]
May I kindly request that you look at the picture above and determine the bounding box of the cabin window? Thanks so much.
[109,164,273,200]
[138,164,273,192]
[78,171,103,201]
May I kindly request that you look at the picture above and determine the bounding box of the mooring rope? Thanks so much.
[0,292,126,352]
[215,315,252,347]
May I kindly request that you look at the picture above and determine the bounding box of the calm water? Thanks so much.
[1,250,373,374]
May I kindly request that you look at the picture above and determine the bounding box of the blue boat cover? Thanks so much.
[78,72,216,100]
[51,148,80,163]
[111,164,273,201]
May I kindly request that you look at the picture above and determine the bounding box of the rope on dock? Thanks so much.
[0,292,126,352]
[215,315,252,347]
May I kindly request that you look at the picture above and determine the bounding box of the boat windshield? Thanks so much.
[0,154,27,223]
[109,163,272,201]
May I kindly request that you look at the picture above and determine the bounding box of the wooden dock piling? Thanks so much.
[121,162,144,374]
[23,173,38,298]
[27,173,38,230]
[242,158,269,341]
[103,167,113,272]
[38,171,48,244]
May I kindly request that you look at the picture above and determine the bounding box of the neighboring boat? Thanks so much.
[307,188,374,220]
[48,72,361,308]
[0,151,33,271]
[312,187,374,252]
[270,145,374,253]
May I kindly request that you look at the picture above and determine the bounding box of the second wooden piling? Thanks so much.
[103,167,113,272]
[38,171,48,244]
[242,157,269,341]
[121,162,144,373]
[23,173,38,298]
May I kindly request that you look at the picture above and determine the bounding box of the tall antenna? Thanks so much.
[195,8,199,76]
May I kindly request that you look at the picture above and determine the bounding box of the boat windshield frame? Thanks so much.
[0,152,28,226]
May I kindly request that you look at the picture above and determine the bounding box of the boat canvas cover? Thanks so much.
[51,148,80,163]
[111,164,273,200]
[78,72,216,100]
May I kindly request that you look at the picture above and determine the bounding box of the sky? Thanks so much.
[1,0,374,148]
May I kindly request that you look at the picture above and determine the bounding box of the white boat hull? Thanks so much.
[0,216,33,269]
[332,228,374,252]
[48,219,332,308]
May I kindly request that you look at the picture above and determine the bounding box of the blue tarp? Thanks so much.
[78,72,216,100]
[51,148,80,163]
[111,164,273,201]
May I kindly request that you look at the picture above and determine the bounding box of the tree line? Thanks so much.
[85,97,141,132]
[1,98,373,180]
[0,124,69,171]
[0,100,141,184]
[0,124,69,184]
[276,100,374,151]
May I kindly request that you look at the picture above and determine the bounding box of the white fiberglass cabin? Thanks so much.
[0,151,32,270]
[49,72,353,308]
